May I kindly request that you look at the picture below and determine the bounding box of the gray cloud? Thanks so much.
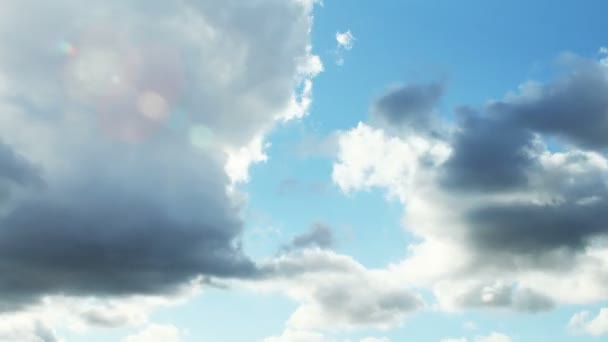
[0,0,316,311]
[313,282,421,326]
[454,283,554,313]
[0,141,255,311]
[0,320,59,342]
[257,250,423,330]
[440,111,535,192]
[372,81,444,134]
[439,58,608,193]
[0,140,42,188]
[280,223,334,253]
[435,59,608,258]
[467,197,608,255]
[492,60,608,150]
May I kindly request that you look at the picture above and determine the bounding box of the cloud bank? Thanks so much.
[0,0,319,314]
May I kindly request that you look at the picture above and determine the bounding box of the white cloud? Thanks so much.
[336,31,355,50]
[332,122,450,202]
[568,308,608,336]
[331,84,608,314]
[0,282,201,340]
[335,30,355,65]
[123,324,182,342]
[225,134,270,185]
[248,249,423,332]
[0,315,61,342]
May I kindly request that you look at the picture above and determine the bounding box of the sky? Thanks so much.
[1,1,608,341]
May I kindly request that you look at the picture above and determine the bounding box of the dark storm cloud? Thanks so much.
[441,58,608,193]
[0,0,318,314]
[434,58,608,267]
[280,223,334,253]
[491,61,608,150]
[0,141,255,311]
[372,81,444,133]
[467,197,608,255]
[440,111,536,192]
[0,140,42,188]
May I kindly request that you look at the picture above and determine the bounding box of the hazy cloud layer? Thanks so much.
[0,141,43,188]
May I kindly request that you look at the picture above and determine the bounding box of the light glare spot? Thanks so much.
[137,91,168,121]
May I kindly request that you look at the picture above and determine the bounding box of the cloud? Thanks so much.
[332,57,608,313]
[0,286,200,341]
[491,58,608,150]
[439,112,535,192]
[335,30,355,65]
[79,301,149,328]
[0,0,319,314]
[253,249,423,331]
[467,195,608,254]
[441,338,467,342]
[332,122,451,202]
[435,281,554,313]
[0,140,43,188]
[280,223,334,253]
[0,317,60,342]
[371,82,444,134]
[123,324,182,342]
[336,31,355,50]
[568,308,608,336]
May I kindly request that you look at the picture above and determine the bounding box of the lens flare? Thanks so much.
[137,91,168,121]
[58,40,78,57]
[61,25,185,143]
[190,125,215,150]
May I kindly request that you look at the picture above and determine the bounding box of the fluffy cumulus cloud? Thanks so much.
[0,0,320,333]
[0,315,60,342]
[254,249,423,334]
[568,308,608,336]
[332,54,608,314]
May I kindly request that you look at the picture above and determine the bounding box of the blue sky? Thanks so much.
[2,1,608,341]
